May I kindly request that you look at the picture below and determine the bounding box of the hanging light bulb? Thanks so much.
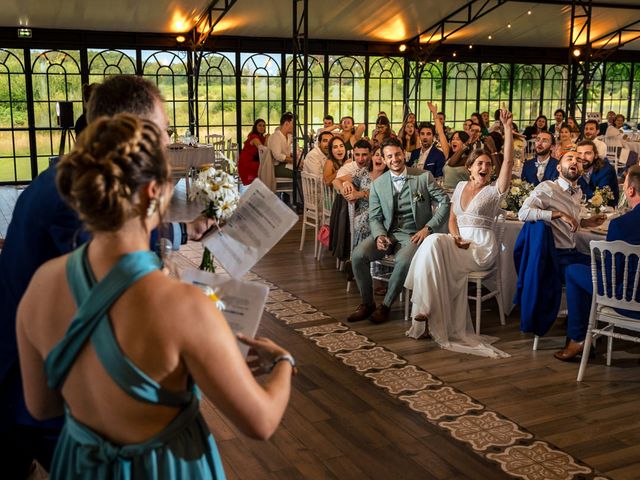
[469,44,473,49]
[453,52,457,57]
[527,9,532,15]
[399,44,407,52]
[507,23,512,29]
[488,35,492,40]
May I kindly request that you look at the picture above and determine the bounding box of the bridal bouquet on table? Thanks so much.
[190,167,240,272]
[586,186,614,214]
[501,178,534,215]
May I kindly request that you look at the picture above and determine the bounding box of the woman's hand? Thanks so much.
[342,181,355,196]
[427,102,438,117]
[499,108,513,130]
[451,234,471,249]
[238,333,290,376]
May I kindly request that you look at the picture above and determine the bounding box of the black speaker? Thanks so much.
[56,101,74,129]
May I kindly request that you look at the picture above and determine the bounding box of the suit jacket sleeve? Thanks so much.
[368,179,387,240]
[424,174,450,230]
[434,151,445,178]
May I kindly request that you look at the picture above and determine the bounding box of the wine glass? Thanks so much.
[166,126,175,144]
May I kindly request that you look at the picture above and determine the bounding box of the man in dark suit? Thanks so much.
[555,165,640,361]
[347,138,450,324]
[407,122,446,178]
[0,75,212,477]
[599,110,616,135]
[548,108,565,136]
[520,131,559,185]
[576,140,619,206]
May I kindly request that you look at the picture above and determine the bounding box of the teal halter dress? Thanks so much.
[44,244,226,479]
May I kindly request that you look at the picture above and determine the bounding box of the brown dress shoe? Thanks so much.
[347,303,376,323]
[370,304,391,324]
[553,340,585,362]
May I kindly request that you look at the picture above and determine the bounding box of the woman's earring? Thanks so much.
[146,198,159,218]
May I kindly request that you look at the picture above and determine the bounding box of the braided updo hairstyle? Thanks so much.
[57,113,170,232]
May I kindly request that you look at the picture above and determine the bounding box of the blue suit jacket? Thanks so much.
[407,147,446,178]
[521,157,559,186]
[0,165,176,430]
[608,205,640,311]
[578,162,620,206]
[514,221,563,336]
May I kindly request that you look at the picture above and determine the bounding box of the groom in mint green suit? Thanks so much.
[348,138,450,324]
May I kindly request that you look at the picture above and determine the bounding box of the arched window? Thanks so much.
[445,62,478,130]
[585,64,604,118]
[285,55,324,133]
[31,49,82,173]
[602,62,631,119]
[0,49,28,183]
[142,50,189,135]
[368,56,404,131]
[513,65,542,131]
[198,53,236,142]
[478,63,510,123]
[88,49,136,84]
[412,62,443,124]
[327,56,365,126]
[631,63,640,123]
[542,65,568,120]
[240,53,281,138]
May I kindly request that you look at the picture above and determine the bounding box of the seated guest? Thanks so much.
[404,109,515,358]
[267,112,294,178]
[567,116,581,142]
[303,131,332,177]
[347,138,450,324]
[599,110,616,135]
[552,125,576,159]
[471,112,489,136]
[521,131,559,186]
[317,114,339,135]
[481,111,491,131]
[582,119,607,160]
[330,140,372,261]
[402,112,417,130]
[341,146,388,246]
[427,102,471,189]
[614,113,627,131]
[0,75,212,478]
[398,121,419,153]
[468,122,483,149]
[576,140,619,206]
[436,111,452,140]
[488,109,502,134]
[372,116,395,148]
[556,165,640,361]
[463,119,473,134]
[407,122,446,178]
[549,108,566,137]
[238,118,269,186]
[339,116,365,151]
[17,114,293,478]
[323,136,347,185]
[523,115,548,140]
[519,151,606,274]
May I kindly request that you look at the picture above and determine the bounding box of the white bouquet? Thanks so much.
[190,168,240,271]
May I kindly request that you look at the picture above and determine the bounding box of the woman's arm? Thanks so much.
[497,109,514,194]
[447,146,468,167]
[180,286,292,441]
[353,123,366,143]
[448,207,460,238]
[428,102,450,158]
[323,160,336,185]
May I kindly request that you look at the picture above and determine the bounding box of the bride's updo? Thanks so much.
[57,113,169,232]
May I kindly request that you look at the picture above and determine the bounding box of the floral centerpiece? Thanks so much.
[190,168,240,272]
[501,178,534,214]
[586,186,614,214]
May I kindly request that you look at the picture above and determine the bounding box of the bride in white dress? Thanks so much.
[404,108,514,358]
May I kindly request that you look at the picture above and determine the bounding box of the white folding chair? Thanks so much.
[603,136,623,173]
[317,183,334,260]
[300,172,322,258]
[525,139,537,160]
[467,215,507,334]
[577,240,640,381]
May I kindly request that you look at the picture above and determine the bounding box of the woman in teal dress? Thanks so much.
[16,114,294,479]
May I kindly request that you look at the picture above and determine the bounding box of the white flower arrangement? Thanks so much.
[587,186,614,214]
[503,179,534,213]
[189,168,240,271]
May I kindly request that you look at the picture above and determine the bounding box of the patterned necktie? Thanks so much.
[392,175,406,183]
[568,185,578,196]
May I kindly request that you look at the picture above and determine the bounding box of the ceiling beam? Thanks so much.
[190,0,239,49]
[590,19,640,51]
[509,0,640,10]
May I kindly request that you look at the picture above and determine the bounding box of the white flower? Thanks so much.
[500,199,508,209]
[510,186,521,195]
[512,178,522,186]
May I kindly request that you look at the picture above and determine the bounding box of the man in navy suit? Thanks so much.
[520,131,559,186]
[0,75,212,477]
[406,122,446,178]
[599,110,616,135]
[576,140,619,206]
[555,165,640,361]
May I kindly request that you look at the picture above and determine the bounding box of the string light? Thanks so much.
[486,6,534,41]
[469,44,473,49]
[176,35,186,43]
[573,48,581,57]
[488,35,492,40]
[399,44,407,52]
[527,9,532,15]
[507,23,511,28]
[452,52,457,57]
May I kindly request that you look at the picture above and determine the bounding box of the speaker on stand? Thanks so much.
[57,101,75,157]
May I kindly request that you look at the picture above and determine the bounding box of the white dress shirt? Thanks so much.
[267,128,291,164]
[390,168,408,193]
[535,155,550,182]
[303,146,326,177]
[518,177,582,249]
[416,145,433,169]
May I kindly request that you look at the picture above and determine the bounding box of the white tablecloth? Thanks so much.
[499,219,603,314]
[621,140,640,155]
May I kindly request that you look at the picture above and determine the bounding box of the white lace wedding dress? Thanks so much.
[404,181,510,358]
